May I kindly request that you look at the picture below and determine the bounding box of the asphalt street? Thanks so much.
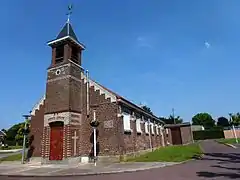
[0,141,239,180]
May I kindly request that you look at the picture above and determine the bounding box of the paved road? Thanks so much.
[1,140,239,180]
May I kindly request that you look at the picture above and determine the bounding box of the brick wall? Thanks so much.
[122,120,164,154]
[180,126,193,144]
[30,61,166,159]
[29,102,45,157]
[224,129,240,139]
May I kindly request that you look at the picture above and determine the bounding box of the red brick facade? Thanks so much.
[29,20,167,163]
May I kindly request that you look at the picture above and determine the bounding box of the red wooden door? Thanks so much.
[49,124,63,160]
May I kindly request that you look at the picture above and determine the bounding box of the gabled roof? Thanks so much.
[91,79,164,124]
[31,74,164,124]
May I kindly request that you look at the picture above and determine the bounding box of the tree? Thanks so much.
[5,123,22,146]
[192,113,215,129]
[229,113,240,126]
[159,115,183,124]
[217,116,230,127]
[15,119,30,146]
[4,119,30,146]
[168,115,183,124]
[142,105,153,115]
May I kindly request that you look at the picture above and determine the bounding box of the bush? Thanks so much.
[193,130,224,140]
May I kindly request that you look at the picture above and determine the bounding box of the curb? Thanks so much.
[0,162,182,177]
[216,140,238,149]
[224,143,237,149]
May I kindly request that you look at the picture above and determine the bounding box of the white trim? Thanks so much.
[123,113,132,132]
[151,123,155,134]
[47,63,70,71]
[47,36,85,49]
[155,124,159,135]
[81,74,117,102]
[160,126,163,136]
[145,121,149,134]
[0,130,6,136]
[136,119,142,133]
[166,128,169,134]
[68,59,85,70]
[31,95,45,116]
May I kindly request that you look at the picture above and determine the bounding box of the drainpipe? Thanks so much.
[86,70,90,117]
[93,110,97,166]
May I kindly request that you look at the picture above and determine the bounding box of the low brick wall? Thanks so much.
[224,129,240,139]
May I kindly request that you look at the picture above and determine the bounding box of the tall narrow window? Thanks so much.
[145,121,149,134]
[151,122,155,135]
[71,46,79,63]
[136,119,142,133]
[123,114,131,132]
[55,45,64,64]
[156,125,159,135]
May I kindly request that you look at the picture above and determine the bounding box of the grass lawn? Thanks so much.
[0,152,14,154]
[126,143,202,162]
[0,146,22,150]
[0,153,22,162]
[216,138,240,144]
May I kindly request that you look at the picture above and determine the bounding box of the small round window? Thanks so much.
[55,69,61,75]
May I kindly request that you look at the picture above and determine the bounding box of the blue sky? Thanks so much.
[1,0,240,129]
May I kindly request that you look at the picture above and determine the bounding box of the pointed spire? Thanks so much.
[47,4,85,49]
[56,22,78,41]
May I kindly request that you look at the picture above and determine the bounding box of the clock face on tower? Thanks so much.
[54,67,66,76]
[55,69,61,76]
[47,65,69,80]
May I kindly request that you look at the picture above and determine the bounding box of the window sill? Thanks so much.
[124,129,132,133]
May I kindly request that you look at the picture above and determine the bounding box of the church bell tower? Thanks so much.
[45,13,85,114]
[42,6,85,161]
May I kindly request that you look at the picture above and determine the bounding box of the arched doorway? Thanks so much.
[49,121,64,160]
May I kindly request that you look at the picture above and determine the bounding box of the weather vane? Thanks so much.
[67,4,73,22]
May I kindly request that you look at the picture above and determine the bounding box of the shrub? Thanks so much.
[193,130,224,140]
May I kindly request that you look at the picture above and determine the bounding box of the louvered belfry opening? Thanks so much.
[55,45,64,64]
[71,45,79,64]
[47,20,85,67]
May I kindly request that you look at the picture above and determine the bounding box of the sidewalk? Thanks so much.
[0,161,179,177]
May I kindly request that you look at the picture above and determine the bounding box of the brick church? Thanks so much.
[29,17,169,164]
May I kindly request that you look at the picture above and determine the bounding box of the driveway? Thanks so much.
[1,140,239,180]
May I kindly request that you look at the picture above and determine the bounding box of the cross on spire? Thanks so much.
[67,4,73,23]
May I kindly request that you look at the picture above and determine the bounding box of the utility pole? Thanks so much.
[21,112,31,164]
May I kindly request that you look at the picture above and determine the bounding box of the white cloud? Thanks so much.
[204,41,211,48]
[136,36,152,48]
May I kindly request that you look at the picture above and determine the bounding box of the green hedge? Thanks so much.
[193,130,224,140]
